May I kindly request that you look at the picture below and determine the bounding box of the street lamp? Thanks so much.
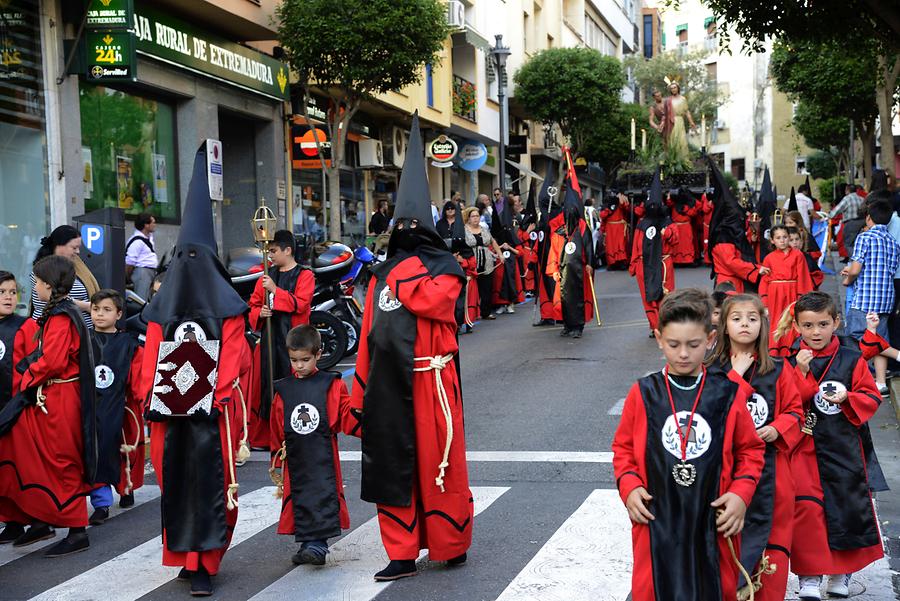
[490,34,511,195]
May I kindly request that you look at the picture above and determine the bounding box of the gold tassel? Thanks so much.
[269,442,286,498]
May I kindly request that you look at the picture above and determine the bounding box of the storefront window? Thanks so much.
[0,0,49,307]
[79,85,179,222]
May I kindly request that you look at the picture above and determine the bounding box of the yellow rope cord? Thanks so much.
[268,442,287,498]
[34,377,79,414]
[119,406,142,495]
[232,378,251,463]
[413,354,455,492]
[223,404,239,510]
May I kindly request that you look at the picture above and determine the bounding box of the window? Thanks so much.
[643,14,653,58]
[585,16,615,56]
[731,158,746,181]
[523,11,530,53]
[79,85,180,222]
[425,64,434,107]
[796,157,808,175]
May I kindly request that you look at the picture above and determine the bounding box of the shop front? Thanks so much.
[60,0,289,256]
[0,0,50,301]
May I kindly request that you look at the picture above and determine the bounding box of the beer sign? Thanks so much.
[428,135,457,168]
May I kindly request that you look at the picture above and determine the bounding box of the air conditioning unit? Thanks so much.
[714,119,726,130]
[388,127,408,168]
[447,0,465,29]
[359,139,383,168]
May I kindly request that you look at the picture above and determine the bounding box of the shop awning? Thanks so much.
[451,26,492,53]
[675,23,688,34]
[704,16,716,28]
[506,158,543,181]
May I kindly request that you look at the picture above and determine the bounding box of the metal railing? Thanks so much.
[453,75,477,122]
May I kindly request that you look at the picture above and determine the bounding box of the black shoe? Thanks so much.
[560,329,571,337]
[119,493,135,508]
[648,331,655,338]
[89,507,109,525]
[374,560,417,581]
[177,568,193,580]
[446,552,467,567]
[571,330,583,339]
[13,523,55,547]
[292,540,328,566]
[44,531,89,558]
[190,567,213,596]
[0,523,25,544]
[537,319,555,326]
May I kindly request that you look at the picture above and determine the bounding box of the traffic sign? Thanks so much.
[81,224,105,254]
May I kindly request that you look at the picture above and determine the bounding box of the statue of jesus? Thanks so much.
[660,80,696,165]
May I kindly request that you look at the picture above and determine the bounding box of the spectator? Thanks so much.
[451,190,464,208]
[30,225,99,328]
[841,197,900,392]
[795,184,815,230]
[369,199,390,236]
[463,206,503,320]
[436,201,462,243]
[829,184,866,255]
[125,212,158,301]
[476,193,492,229]
[431,198,442,226]
[310,213,325,242]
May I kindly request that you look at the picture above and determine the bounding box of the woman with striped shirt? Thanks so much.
[30,226,99,329]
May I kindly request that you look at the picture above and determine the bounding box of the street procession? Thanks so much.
[1,0,900,599]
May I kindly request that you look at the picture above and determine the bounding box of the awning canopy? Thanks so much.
[675,23,688,34]
[704,16,716,28]
[451,26,491,53]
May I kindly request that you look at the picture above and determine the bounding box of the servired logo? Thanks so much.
[299,128,329,157]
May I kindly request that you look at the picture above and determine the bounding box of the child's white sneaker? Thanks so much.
[825,573,851,598]
[798,575,822,600]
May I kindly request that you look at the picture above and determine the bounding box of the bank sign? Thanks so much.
[132,6,289,101]
[86,31,136,81]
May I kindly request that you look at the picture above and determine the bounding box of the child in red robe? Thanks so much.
[0,271,38,414]
[759,225,814,347]
[0,256,96,555]
[613,288,766,601]
[707,293,804,601]
[788,292,884,600]
[666,190,699,265]
[248,230,315,449]
[269,325,358,565]
[789,228,824,289]
[599,193,630,269]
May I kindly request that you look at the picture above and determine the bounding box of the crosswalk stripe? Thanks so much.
[338,451,614,463]
[0,485,161,568]
[495,489,632,601]
[249,486,510,601]
[27,486,279,601]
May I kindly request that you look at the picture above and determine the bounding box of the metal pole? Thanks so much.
[849,119,855,185]
[498,71,506,194]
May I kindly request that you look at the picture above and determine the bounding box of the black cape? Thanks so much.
[92,330,139,486]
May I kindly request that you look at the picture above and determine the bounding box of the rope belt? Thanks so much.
[120,406,142,494]
[223,377,251,510]
[608,220,627,225]
[770,279,796,283]
[463,279,475,327]
[413,354,456,492]
[35,377,79,414]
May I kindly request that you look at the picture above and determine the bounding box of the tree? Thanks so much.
[580,103,648,175]
[513,48,625,160]
[791,100,850,175]
[770,39,880,182]
[806,150,839,180]
[277,0,449,240]
[624,49,726,124]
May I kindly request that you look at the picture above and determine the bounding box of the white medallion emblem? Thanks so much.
[538,231,545,242]
[95,365,115,390]
[662,411,712,460]
[290,403,320,435]
[764,228,772,241]
[377,286,403,312]
[503,250,511,259]
[564,242,577,255]
[746,393,769,428]
[529,231,538,241]
[0,340,5,362]
[645,226,657,240]
[175,321,207,342]
[814,380,846,415]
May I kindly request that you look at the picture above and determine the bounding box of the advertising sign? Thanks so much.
[206,139,223,201]
[428,135,457,168]
[86,31,136,81]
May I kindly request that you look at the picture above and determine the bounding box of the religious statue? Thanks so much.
[648,89,665,135]
[660,77,696,166]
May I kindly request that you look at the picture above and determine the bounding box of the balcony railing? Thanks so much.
[453,75,477,123]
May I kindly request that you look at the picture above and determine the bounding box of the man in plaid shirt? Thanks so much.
[842,198,900,391]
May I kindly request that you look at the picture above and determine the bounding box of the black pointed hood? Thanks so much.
[644,167,665,220]
[387,112,446,257]
[787,187,798,212]
[756,167,776,230]
[804,174,812,195]
[143,143,247,324]
[520,177,539,229]
[707,156,750,252]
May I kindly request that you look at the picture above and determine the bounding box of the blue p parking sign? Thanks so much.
[81,224,104,254]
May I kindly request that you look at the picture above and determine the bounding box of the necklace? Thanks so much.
[666,370,703,391]
[664,366,706,487]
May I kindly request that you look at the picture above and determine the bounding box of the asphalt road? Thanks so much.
[1,265,897,600]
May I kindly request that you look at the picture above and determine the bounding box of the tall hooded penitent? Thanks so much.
[707,155,753,263]
[755,167,776,259]
[637,167,668,303]
[143,142,247,324]
[787,187,798,213]
[388,112,445,256]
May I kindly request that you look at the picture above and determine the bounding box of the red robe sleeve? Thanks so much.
[349,283,376,417]
[387,257,462,324]
[713,243,762,286]
[771,362,804,453]
[327,378,358,437]
[859,329,889,361]
[546,233,564,278]
[269,391,285,464]
[12,319,39,394]
[662,223,678,250]
[794,250,814,294]
[628,233,642,276]
[248,277,266,331]
[725,389,766,507]
[19,315,78,390]
[612,383,647,504]
[841,357,881,426]
[759,254,774,300]
[127,346,144,412]
[214,316,246,412]
[140,322,162,408]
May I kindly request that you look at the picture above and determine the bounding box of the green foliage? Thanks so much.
[770,39,879,129]
[817,176,845,207]
[580,103,647,174]
[791,100,850,153]
[513,48,625,153]
[806,150,838,180]
[624,49,726,123]
[277,0,449,98]
[722,171,740,197]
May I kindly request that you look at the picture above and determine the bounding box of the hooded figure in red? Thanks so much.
[140,143,251,596]
[350,113,472,581]
[666,188,699,265]
[547,184,595,338]
[599,192,631,269]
